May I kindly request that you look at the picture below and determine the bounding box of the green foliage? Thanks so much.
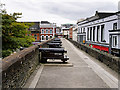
[2,49,12,58]
[2,10,35,58]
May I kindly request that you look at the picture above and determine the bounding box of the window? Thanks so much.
[101,25,104,42]
[97,26,99,40]
[79,28,81,33]
[93,26,95,41]
[113,23,117,30]
[46,36,48,40]
[81,28,82,33]
[46,29,48,33]
[78,28,80,33]
[34,34,37,40]
[90,27,92,41]
[56,29,59,33]
[42,36,44,40]
[42,29,44,34]
[83,28,85,33]
[87,28,89,40]
[50,29,52,34]
[50,36,52,39]
[113,36,117,47]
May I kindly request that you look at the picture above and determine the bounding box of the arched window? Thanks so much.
[34,34,37,40]
[50,36,52,39]
[46,36,48,40]
[42,36,44,40]
[42,29,44,34]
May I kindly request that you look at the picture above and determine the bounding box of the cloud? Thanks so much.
[39,1,118,20]
[1,0,118,26]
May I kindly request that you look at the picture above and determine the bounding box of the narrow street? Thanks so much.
[24,38,118,88]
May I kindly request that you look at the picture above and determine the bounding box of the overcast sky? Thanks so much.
[1,0,119,26]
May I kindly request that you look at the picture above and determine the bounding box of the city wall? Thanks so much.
[2,39,53,88]
[68,39,120,73]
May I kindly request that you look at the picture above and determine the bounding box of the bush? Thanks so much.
[2,11,35,58]
[2,49,13,58]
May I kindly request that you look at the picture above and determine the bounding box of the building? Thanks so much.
[61,24,74,38]
[109,11,120,55]
[56,27,63,38]
[19,22,41,42]
[69,24,77,40]
[28,22,40,42]
[72,25,78,41]
[40,21,56,42]
[69,26,73,39]
[22,21,60,42]
[77,11,120,56]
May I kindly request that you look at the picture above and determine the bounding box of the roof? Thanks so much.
[77,19,85,23]
[77,11,116,24]
[116,11,120,14]
[96,11,115,19]
[18,21,40,30]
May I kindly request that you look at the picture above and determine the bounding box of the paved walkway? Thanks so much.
[24,38,118,88]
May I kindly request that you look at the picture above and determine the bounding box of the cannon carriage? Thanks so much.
[39,48,69,63]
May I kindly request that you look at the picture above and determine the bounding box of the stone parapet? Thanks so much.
[68,39,120,73]
[2,39,53,88]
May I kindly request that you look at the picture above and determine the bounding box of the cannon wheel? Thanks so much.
[41,58,47,63]
[61,59,66,63]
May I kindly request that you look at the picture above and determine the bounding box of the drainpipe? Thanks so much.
[109,35,112,54]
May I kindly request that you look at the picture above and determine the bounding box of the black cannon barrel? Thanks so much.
[51,41,62,43]
[54,38,61,41]
[39,48,67,53]
[47,43,61,45]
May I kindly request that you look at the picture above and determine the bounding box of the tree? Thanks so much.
[2,10,35,58]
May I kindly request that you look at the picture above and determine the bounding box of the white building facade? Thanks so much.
[72,25,78,41]
[61,24,74,38]
[77,11,120,56]
[56,27,63,38]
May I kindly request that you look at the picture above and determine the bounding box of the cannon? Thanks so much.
[39,48,69,63]
[51,40,62,43]
[47,43,62,48]
[54,38,61,41]
[50,38,62,43]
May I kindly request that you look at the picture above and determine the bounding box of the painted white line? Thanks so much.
[65,39,118,88]
[44,63,73,67]
[29,64,44,88]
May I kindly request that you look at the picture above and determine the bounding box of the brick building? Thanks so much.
[69,26,73,39]
[28,22,40,42]
[40,21,56,41]
[24,21,61,42]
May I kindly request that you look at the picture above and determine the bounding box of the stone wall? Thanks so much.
[2,39,53,88]
[68,39,120,73]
